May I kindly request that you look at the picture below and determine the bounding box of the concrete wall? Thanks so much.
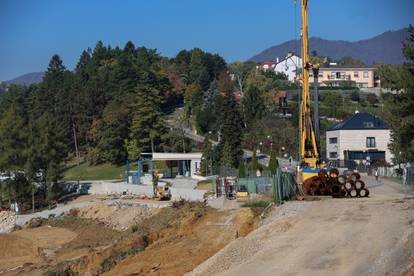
[88,182,206,201]
[326,129,393,163]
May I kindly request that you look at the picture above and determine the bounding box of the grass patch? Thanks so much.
[100,246,145,273]
[63,160,180,181]
[242,200,272,208]
[196,179,212,191]
[63,162,126,181]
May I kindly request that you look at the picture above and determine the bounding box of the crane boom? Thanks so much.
[300,0,319,168]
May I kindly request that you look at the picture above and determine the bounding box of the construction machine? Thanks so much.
[152,169,172,201]
[298,0,324,182]
[298,0,370,198]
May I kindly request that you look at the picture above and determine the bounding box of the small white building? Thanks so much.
[256,53,302,82]
[152,152,202,177]
[274,53,302,82]
[326,112,393,163]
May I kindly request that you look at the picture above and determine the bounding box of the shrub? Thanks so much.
[242,200,272,208]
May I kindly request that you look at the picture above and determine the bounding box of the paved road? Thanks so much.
[190,177,414,276]
[15,201,95,226]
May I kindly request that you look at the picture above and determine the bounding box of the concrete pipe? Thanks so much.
[358,188,370,197]
[355,180,365,190]
[349,189,358,198]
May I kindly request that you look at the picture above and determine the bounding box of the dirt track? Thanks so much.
[190,177,414,276]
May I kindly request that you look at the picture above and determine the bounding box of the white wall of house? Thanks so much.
[274,55,302,82]
[326,129,393,163]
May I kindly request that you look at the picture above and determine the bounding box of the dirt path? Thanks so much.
[189,177,414,276]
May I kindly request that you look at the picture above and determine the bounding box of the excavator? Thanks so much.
[152,168,172,201]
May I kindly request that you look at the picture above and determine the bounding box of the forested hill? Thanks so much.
[249,28,409,64]
[3,72,44,86]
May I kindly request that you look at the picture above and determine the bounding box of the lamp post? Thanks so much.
[267,135,273,152]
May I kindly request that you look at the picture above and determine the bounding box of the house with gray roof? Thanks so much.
[326,112,392,163]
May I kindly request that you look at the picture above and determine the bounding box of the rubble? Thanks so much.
[0,211,16,233]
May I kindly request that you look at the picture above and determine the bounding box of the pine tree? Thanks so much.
[200,135,213,176]
[248,150,260,172]
[217,72,243,168]
[242,85,265,128]
[130,81,166,153]
[268,150,279,175]
[220,141,234,169]
[0,89,30,204]
[385,25,414,163]
[238,162,246,178]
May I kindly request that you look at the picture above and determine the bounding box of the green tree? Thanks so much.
[217,72,243,168]
[124,139,141,161]
[268,150,279,175]
[200,135,213,176]
[184,83,203,123]
[385,25,414,162]
[228,61,255,95]
[242,85,266,128]
[237,162,246,178]
[0,89,30,205]
[248,150,260,172]
[350,91,360,102]
[130,81,166,153]
[337,56,365,66]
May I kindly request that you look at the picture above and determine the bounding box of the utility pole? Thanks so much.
[312,66,320,143]
[72,120,81,186]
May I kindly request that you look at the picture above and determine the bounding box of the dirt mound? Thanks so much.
[0,225,77,272]
[78,202,157,231]
[0,211,16,233]
[104,205,260,276]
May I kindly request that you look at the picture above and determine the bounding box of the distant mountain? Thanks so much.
[249,28,409,65]
[3,72,44,86]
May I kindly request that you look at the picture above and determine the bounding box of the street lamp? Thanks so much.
[267,135,273,151]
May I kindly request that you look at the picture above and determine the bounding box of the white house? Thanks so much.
[274,53,302,82]
[256,53,302,82]
[326,112,393,163]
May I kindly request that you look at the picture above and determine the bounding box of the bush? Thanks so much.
[238,162,246,178]
[242,200,272,208]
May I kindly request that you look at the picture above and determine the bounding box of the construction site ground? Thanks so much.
[189,176,414,276]
[0,176,412,275]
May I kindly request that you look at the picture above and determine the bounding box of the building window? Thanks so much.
[329,137,338,144]
[353,71,359,77]
[336,72,341,79]
[366,137,376,148]
[318,73,323,77]
[363,71,369,78]
[329,152,338,158]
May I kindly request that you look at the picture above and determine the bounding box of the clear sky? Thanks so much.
[0,0,413,81]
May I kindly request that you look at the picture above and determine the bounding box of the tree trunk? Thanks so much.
[32,183,35,213]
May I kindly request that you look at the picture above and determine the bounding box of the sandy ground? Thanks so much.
[189,177,414,276]
[0,226,77,272]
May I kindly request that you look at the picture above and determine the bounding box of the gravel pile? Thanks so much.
[188,200,315,276]
[0,211,16,233]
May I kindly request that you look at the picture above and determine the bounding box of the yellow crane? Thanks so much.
[299,0,322,181]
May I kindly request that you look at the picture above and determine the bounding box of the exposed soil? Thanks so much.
[105,206,260,276]
[0,199,261,276]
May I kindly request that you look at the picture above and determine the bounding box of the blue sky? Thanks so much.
[0,0,413,81]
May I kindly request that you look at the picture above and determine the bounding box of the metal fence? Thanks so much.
[212,168,297,204]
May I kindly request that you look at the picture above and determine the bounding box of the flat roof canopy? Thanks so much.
[151,152,202,161]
